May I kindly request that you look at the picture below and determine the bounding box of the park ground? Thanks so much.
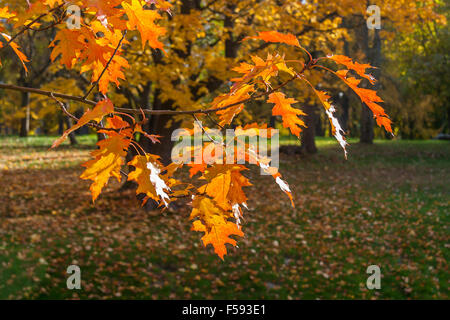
[0,135,448,299]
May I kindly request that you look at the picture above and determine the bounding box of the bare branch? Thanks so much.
[0,83,97,106]
[49,93,79,122]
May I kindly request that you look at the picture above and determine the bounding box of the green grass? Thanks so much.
[0,134,97,148]
[0,135,448,299]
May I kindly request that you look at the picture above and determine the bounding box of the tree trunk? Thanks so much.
[19,91,30,137]
[61,102,78,145]
[360,105,374,143]
[301,104,318,154]
[141,88,180,165]
[361,27,381,143]
[339,93,350,133]
[64,116,78,145]
[269,115,276,128]
[447,105,450,134]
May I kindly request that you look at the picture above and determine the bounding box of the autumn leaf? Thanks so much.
[76,24,130,93]
[227,167,252,206]
[199,166,232,210]
[97,54,130,94]
[80,134,130,202]
[334,70,393,133]
[273,173,295,208]
[127,154,172,207]
[245,147,294,207]
[0,7,15,20]
[192,218,244,260]
[231,54,292,92]
[213,84,254,126]
[49,29,84,69]
[86,0,123,22]
[327,54,376,84]
[190,196,244,260]
[306,85,348,157]
[1,33,29,72]
[199,164,250,211]
[245,31,301,48]
[123,0,166,50]
[267,92,306,137]
[189,163,208,178]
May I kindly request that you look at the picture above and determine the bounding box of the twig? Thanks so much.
[50,93,79,122]
[49,93,118,132]
[206,113,224,130]
[192,114,222,145]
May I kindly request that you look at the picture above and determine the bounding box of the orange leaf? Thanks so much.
[97,54,130,94]
[123,0,166,50]
[213,84,254,126]
[245,31,300,48]
[328,54,376,84]
[267,92,305,137]
[190,196,244,260]
[334,70,393,133]
[245,148,294,207]
[306,85,348,157]
[49,29,84,69]
[1,33,29,72]
[127,154,172,207]
[192,218,243,260]
[80,134,130,201]
[0,7,15,20]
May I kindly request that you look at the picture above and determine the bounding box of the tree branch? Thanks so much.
[0,61,309,117]
[0,83,97,106]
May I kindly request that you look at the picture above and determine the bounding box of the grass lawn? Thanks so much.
[0,135,448,299]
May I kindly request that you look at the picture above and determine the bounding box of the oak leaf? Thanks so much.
[267,92,305,137]
[127,154,172,207]
[190,196,244,260]
[328,54,376,84]
[49,29,84,69]
[80,134,130,201]
[123,0,166,50]
[192,218,244,260]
